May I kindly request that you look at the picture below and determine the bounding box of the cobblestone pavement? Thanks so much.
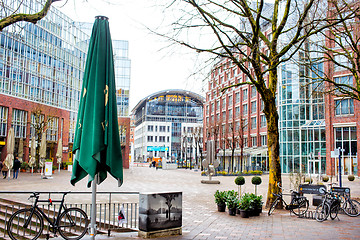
[1,167,360,240]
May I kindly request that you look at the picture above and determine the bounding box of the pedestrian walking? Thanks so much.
[2,162,8,179]
[13,157,21,179]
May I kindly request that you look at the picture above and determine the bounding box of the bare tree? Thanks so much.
[158,0,354,207]
[225,122,237,173]
[0,0,61,31]
[30,108,55,169]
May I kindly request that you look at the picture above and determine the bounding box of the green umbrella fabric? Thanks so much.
[71,16,123,187]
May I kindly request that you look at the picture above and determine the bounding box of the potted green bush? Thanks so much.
[348,175,355,181]
[322,175,329,182]
[20,162,29,172]
[239,193,251,218]
[226,191,239,216]
[214,190,227,212]
[250,194,263,216]
[251,176,262,195]
[235,176,245,198]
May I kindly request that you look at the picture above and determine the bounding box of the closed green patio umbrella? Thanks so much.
[70,16,123,239]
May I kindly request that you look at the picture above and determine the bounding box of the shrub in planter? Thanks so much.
[322,175,329,182]
[305,177,313,184]
[251,176,262,195]
[214,190,227,212]
[238,193,252,218]
[348,175,355,181]
[235,176,245,197]
[20,162,29,172]
[250,194,263,216]
[226,194,239,216]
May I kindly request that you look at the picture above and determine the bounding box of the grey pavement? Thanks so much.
[1,167,360,240]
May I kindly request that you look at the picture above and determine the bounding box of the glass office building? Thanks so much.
[133,89,204,163]
[0,0,131,166]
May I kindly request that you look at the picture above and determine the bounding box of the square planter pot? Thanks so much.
[228,208,237,216]
[239,209,249,218]
[217,203,226,212]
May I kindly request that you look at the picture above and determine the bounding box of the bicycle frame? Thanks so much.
[25,193,68,233]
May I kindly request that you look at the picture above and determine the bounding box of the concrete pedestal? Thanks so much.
[138,227,182,238]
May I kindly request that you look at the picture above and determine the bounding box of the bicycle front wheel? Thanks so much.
[58,207,89,240]
[291,198,309,217]
[315,202,330,222]
[343,199,360,217]
[7,208,44,240]
[268,198,280,216]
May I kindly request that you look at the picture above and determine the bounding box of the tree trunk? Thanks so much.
[264,91,282,208]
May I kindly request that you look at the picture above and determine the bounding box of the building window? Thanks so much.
[251,117,257,129]
[228,95,232,107]
[147,136,153,142]
[229,109,233,119]
[243,104,248,115]
[242,89,248,101]
[155,126,158,132]
[251,86,257,98]
[244,119,248,131]
[261,135,267,146]
[222,98,226,109]
[235,92,240,103]
[159,126,166,132]
[334,75,353,91]
[335,127,357,156]
[12,109,27,138]
[46,117,58,141]
[217,113,220,121]
[217,100,220,109]
[260,99,264,111]
[335,98,354,115]
[334,55,351,72]
[148,125,153,132]
[243,137,248,148]
[251,136,257,147]
[167,136,170,142]
[154,136,157,142]
[235,107,240,118]
[167,126,170,132]
[251,101,257,113]
[0,106,8,137]
[159,136,166,142]
[211,103,214,113]
[260,115,267,127]
[206,105,209,115]
[222,112,226,121]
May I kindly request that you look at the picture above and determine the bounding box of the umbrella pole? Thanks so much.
[58,163,61,173]
[31,166,33,176]
[90,176,97,240]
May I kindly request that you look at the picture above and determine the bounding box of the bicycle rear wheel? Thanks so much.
[7,208,44,240]
[58,207,89,240]
[268,198,280,216]
[315,202,330,222]
[291,198,309,217]
[343,199,360,217]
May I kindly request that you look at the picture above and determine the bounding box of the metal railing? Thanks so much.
[0,191,139,238]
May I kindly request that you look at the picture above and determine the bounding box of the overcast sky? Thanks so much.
[53,0,205,111]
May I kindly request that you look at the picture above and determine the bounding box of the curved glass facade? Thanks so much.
[133,90,204,162]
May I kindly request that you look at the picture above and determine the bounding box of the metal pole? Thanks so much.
[338,147,342,187]
[90,177,97,240]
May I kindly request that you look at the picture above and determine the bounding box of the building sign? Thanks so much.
[150,95,190,103]
[147,146,169,152]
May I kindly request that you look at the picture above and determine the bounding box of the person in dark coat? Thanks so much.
[13,157,21,179]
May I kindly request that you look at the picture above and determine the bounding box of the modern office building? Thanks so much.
[203,2,359,176]
[0,0,131,168]
[132,89,204,165]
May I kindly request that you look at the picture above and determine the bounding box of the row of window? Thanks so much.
[147,135,170,143]
[147,125,170,132]
[0,106,61,141]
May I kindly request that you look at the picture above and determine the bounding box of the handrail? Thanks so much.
[0,191,139,194]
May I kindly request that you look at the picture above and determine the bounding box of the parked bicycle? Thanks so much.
[331,186,360,217]
[268,183,309,216]
[7,192,89,240]
[315,189,341,222]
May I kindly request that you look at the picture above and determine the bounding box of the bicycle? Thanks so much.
[331,186,360,217]
[268,183,309,216]
[7,192,89,240]
[315,189,341,222]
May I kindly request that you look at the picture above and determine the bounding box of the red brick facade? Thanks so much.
[0,94,70,164]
